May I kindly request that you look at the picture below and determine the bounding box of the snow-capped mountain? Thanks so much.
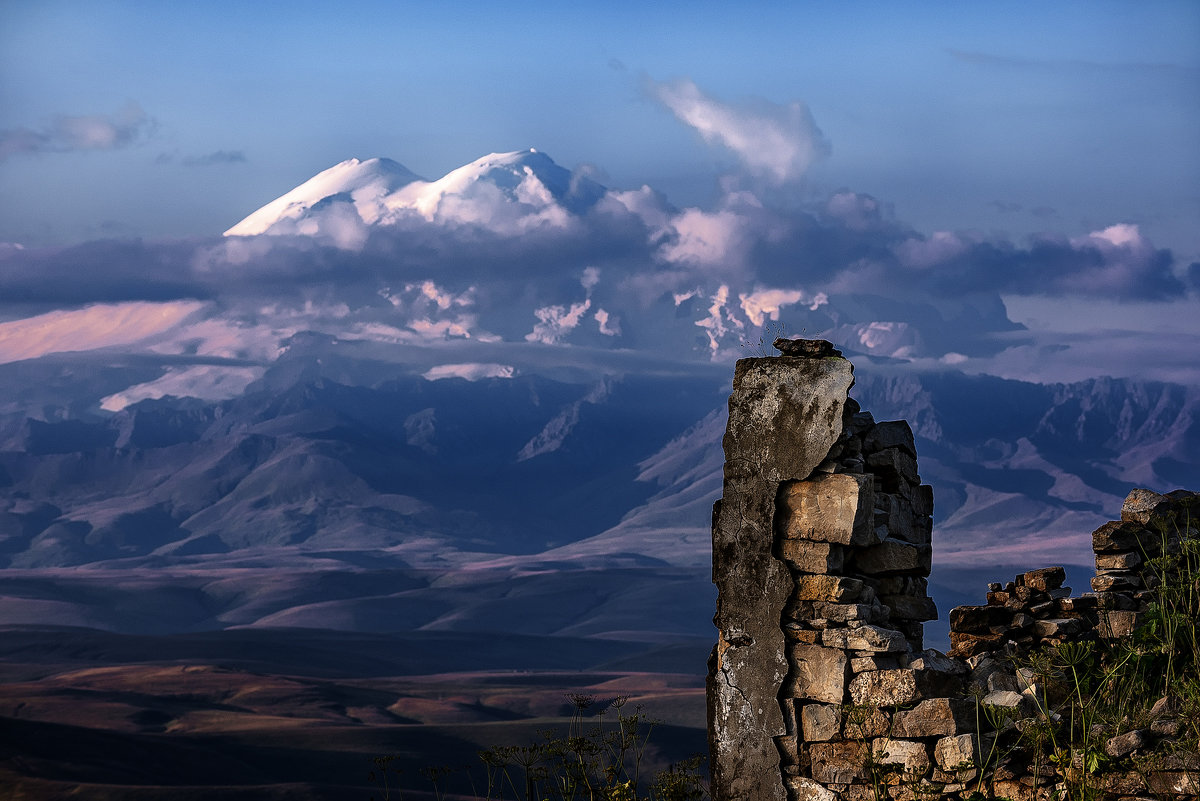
[225,156,423,236]
[1,146,1196,641]
[225,149,608,242]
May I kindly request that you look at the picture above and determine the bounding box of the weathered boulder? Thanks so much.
[800,703,842,742]
[933,734,977,772]
[809,741,869,784]
[792,575,867,602]
[708,353,854,801]
[777,474,875,547]
[872,738,931,774]
[821,624,910,653]
[777,540,845,574]
[853,538,932,576]
[1121,487,1166,524]
[1022,566,1065,592]
[863,420,917,458]
[1092,520,1154,553]
[787,643,850,704]
[891,698,976,738]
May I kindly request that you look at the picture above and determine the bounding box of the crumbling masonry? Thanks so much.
[707,340,1198,801]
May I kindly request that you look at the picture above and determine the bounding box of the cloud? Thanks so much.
[644,76,830,183]
[738,287,827,327]
[100,365,263,411]
[526,299,592,345]
[423,363,514,381]
[0,159,1192,391]
[0,102,154,160]
[0,301,206,364]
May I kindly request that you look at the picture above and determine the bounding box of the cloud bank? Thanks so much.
[0,102,154,160]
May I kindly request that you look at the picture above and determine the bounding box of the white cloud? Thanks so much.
[526,299,592,345]
[645,77,830,183]
[409,317,474,340]
[594,308,620,336]
[894,231,969,268]
[581,266,601,291]
[100,365,263,411]
[738,287,828,327]
[659,208,744,266]
[423,363,514,381]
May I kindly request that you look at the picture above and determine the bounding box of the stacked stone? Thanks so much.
[1091,488,1198,639]
[707,343,1200,801]
[772,387,957,801]
[708,342,858,801]
[947,566,1097,662]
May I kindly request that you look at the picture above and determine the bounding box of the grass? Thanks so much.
[967,510,1200,801]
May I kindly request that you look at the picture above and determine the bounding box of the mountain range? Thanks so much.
[1,149,1196,648]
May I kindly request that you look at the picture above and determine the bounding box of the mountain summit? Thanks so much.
[225,157,423,236]
[225,149,607,241]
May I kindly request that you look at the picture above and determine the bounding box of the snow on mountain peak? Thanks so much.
[224,157,423,236]
[225,149,607,243]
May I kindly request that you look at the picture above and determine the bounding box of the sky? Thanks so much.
[0,1,1198,573]
[1,0,1199,389]
[1,1,1197,259]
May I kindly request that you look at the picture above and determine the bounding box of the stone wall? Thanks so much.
[707,340,1198,801]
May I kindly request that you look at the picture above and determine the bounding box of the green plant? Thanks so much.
[999,513,1200,801]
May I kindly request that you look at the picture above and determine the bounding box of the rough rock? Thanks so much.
[1022,566,1065,592]
[891,698,976,738]
[820,625,909,653]
[785,776,838,801]
[792,575,866,602]
[872,738,931,774]
[853,539,931,576]
[708,353,854,801]
[1104,729,1146,758]
[863,420,917,458]
[843,707,891,740]
[773,337,842,358]
[778,540,845,574]
[848,668,927,706]
[1122,487,1167,525]
[933,734,977,772]
[787,642,850,704]
[801,703,842,742]
[777,474,875,547]
[1092,520,1153,553]
[809,742,869,785]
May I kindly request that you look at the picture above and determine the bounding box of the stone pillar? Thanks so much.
[708,342,854,801]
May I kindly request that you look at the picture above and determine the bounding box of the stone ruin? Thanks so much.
[706,340,1198,801]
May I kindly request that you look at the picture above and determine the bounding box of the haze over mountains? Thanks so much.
[1,148,1197,641]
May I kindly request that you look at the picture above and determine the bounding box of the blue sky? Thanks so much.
[2,0,1197,260]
